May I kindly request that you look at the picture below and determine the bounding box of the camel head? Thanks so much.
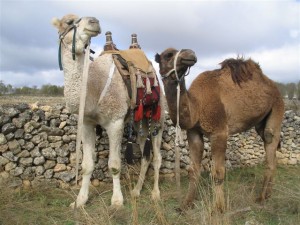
[155,48,197,82]
[51,14,101,113]
[52,14,101,54]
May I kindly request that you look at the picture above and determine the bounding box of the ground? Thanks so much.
[0,165,299,225]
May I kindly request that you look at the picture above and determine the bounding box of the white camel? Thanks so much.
[52,14,165,208]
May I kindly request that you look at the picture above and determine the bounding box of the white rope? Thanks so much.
[174,50,183,203]
[75,43,91,186]
[98,57,115,104]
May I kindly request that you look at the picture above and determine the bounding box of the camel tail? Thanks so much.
[143,135,152,161]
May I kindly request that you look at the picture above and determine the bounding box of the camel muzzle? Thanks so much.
[180,49,197,66]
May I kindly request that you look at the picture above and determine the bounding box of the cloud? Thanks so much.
[0,0,299,87]
[0,70,64,88]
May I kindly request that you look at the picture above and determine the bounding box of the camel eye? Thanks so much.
[164,52,174,60]
[65,19,74,25]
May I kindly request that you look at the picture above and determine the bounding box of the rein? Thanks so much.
[161,49,192,203]
[58,18,82,70]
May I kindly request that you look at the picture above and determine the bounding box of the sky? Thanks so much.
[0,0,299,88]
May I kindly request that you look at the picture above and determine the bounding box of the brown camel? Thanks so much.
[155,48,285,211]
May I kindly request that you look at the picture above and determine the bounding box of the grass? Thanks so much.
[0,165,299,225]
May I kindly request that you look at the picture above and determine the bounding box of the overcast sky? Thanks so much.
[0,0,299,88]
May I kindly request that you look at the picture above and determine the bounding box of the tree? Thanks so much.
[286,83,296,100]
[275,82,286,98]
[0,80,7,95]
[297,81,300,100]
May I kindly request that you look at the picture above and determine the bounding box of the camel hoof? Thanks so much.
[255,196,265,204]
[131,189,140,198]
[70,201,85,209]
[151,190,161,201]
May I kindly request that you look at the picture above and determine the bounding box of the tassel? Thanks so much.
[143,135,152,160]
[95,125,102,136]
[145,108,151,118]
[152,105,161,121]
[125,140,134,164]
[134,100,144,121]
[153,75,158,87]
[136,71,144,88]
[146,77,152,94]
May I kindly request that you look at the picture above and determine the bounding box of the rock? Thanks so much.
[288,158,297,165]
[48,136,62,142]
[59,121,67,129]
[53,164,67,172]
[17,150,30,158]
[54,171,75,182]
[33,156,45,165]
[44,169,53,179]
[14,129,25,139]
[30,147,41,157]
[0,144,9,153]
[0,133,7,145]
[19,158,33,166]
[35,166,45,176]
[24,122,35,133]
[2,123,16,135]
[0,156,9,166]
[162,142,172,151]
[91,179,100,187]
[5,107,20,117]
[40,105,52,112]
[8,177,22,188]
[12,117,26,128]
[8,140,21,154]
[23,180,31,189]
[2,152,18,162]
[10,166,24,176]
[44,160,56,169]
[41,147,56,159]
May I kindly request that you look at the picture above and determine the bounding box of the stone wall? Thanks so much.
[0,103,299,188]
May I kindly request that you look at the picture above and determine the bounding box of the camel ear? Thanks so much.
[51,17,61,29]
[155,53,160,63]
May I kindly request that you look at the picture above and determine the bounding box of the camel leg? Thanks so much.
[210,131,227,213]
[131,134,150,198]
[70,121,96,208]
[106,118,125,207]
[181,129,204,209]
[256,108,283,203]
[151,129,163,200]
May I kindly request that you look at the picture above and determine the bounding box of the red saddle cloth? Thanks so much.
[134,77,161,122]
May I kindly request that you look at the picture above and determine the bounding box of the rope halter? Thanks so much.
[161,49,191,83]
[58,18,82,70]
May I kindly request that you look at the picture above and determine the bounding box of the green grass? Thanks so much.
[0,165,299,225]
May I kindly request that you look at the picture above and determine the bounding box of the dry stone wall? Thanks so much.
[0,103,299,188]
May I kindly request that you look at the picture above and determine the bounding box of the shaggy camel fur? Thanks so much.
[155,48,284,211]
[52,14,165,208]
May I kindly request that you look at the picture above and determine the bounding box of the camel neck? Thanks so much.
[61,44,85,113]
[163,79,194,129]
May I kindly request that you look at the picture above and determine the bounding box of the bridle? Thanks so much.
[57,18,82,70]
[160,49,191,83]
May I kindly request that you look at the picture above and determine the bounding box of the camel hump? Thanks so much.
[219,57,262,85]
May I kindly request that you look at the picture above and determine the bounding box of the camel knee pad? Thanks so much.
[264,128,274,144]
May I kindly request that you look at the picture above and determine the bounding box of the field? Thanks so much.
[0,165,299,225]
[0,96,299,224]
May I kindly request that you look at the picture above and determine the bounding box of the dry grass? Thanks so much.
[0,165,299,225]
[0,95,65,107]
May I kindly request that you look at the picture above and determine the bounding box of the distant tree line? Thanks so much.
[0,81,64,96]
[275,81,300,100]
[0,80,299,99]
